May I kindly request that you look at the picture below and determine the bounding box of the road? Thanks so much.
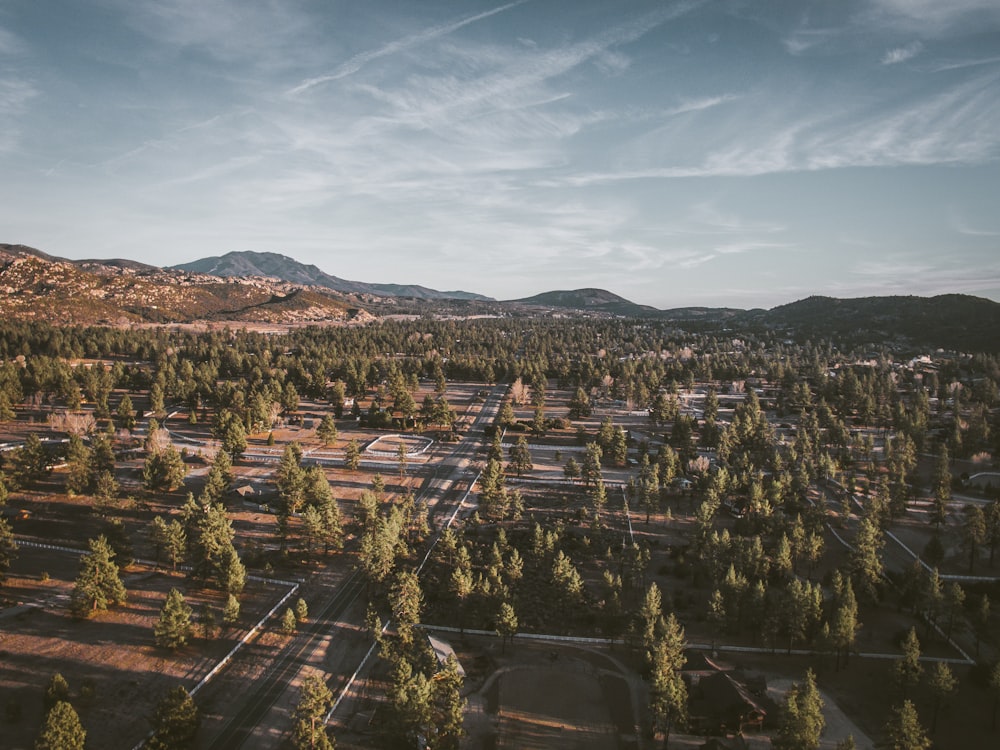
[204,383,508,748]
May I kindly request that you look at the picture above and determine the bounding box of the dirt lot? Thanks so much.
[0,545,290,750]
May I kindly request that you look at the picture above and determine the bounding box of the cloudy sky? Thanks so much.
[2,0,999,308]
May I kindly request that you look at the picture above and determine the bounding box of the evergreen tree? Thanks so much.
[13,433,50,487]
[893,627,923,700]
[148,686,200,750]
[223,593,241,627]
[65,434,93,496]
[202,449,233,504]
[155,588,193,650]
[185,498,244,593]
[116,394,137,431]
[282,607,298,635]
[927,661,956,733]
[295,597,309,623]
[71,535,127,617]
[496,600,518,653]
[35,701,86,750]
[773,669,824,750]
[433,654,466,750]
[214,409,248,460]
[390,569,423,645]
[44,673,70,710]
[567,387,591,419]
[882,699,931,750]
[0,516,17,582]
[930,447,951,527]
[961,505,987,574]
[150,516,186,571]
[291,674,334,750]
[649,620,688,748]
[989,660,1000,730]
[143,445,186,491]
[507,436,532,477]
[582,442,603,487]
[316,414,338,446]
[344,439,361,471]
[850,515,884,601]
[830,573,861,670]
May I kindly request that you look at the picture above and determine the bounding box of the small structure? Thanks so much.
[233,484,257,500]
[426,633,465,677]
[688,671,767,735]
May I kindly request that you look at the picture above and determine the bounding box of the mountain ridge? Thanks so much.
[3,243,999,350]
[171,250,493,302]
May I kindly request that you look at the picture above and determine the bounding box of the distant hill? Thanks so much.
[172,251,492,301]
[3,244,999,350]
[749,294,1000,351]
[509,288,658,316]
[0,244,365,326]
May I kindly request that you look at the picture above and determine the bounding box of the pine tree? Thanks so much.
[893,627,923,700]
[143,445,187,491]
[0,516,17,582]
[222,593,241,627]
[70,535,126,617]
[148,686,200,750]
[291,674,334,750]
[295,597,309,623]
[44,673,70,710]
[116,394,137,431]
[433,654,466,750]
[150,515,186,570]
[202,449,233,504]
[649,614,688,747]
[927,661,956,733]
[882,699,931,750]
[507,436,532,477]
[773,669,824,750]
[390,570,423,645]
[830,573,860,670]
[930,447,951,527]
[155,588,193,650]
[344,439,361,470]
[316,414,338,446]
[850,515,884,601]
[282,607,298,634]
[35,700,86,750]
[496,601,518,653]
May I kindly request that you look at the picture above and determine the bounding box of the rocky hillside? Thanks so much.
[0,244,367,325]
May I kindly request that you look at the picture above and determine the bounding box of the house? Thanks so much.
[688,671,768,735]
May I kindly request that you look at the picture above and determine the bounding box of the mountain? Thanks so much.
[750,294,1000,351]
[509,288,658,316]
[0,244,366,326]
[171,251,492,301]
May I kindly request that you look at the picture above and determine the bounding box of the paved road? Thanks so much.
[203,383,508,748]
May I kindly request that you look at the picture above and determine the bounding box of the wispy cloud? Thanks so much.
[0,77,37,152]
[882,40,923,64]
[288,0,532,95]
[783,28,840,56]
[865,0,1000,34]
[847,253,1000,298]
[925,55,1000,72]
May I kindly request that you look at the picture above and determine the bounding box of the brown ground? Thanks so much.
[0,545,290,750]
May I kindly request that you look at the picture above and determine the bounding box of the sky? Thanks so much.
[1,0,999,309]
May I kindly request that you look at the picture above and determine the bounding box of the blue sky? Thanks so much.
[1,0,999,308]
